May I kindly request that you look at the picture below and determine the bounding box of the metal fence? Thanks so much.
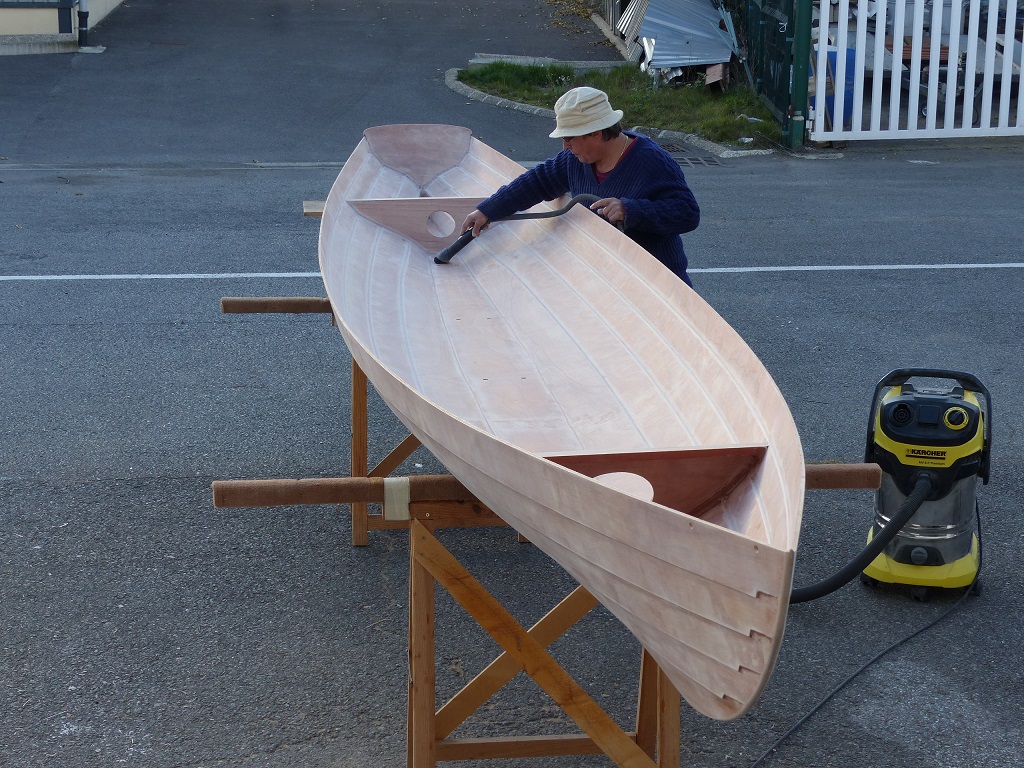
[745,0,812,146]
[808,0,1024,141]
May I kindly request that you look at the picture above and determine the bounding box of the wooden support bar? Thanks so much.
[214,464,882,507]
[214,464,880,510]
[410,500,504,528]
[212,475,479,508]
[805,462,881,490]
[220,296,332,314]
[304,200,325,216]
[435,734,608,761]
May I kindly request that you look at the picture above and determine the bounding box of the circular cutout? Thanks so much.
[426,210,456,238]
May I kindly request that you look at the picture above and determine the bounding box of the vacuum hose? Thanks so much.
[790,473,934,604]
[434,194,605,265]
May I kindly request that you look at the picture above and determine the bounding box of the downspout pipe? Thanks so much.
[78,0,89,48]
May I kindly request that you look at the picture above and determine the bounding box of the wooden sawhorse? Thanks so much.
[214,475,685,767]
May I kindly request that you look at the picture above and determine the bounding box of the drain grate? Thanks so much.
[656,141,724,167]
[671,154,724,167]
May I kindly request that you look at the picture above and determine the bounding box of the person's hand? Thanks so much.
[590,197,625,225]
[462,209,491,237]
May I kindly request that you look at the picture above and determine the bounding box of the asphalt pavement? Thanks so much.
[2,2,1023,767]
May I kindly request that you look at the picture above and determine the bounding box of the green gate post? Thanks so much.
[788,0,813,148]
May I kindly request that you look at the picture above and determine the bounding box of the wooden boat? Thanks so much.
[318,124,805,721]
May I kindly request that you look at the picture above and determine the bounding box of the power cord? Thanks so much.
[747,502,984,768]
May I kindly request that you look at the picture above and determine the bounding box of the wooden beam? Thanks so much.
[220,296,331,314]
[213,464,882,509]
[211,475,480,509]
[805,462,881,490]
[303,200,325,216]
[435,733,608,760]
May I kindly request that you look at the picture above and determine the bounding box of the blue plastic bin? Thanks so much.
[810,46,856,127]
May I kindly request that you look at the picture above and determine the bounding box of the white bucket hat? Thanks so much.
[548,87,624,138]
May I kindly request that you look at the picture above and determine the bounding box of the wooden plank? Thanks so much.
[410,521,658,768]
[211,475,479,508]
[220,296,331,314]
[348,197,488,253]
[411,500,504,528]
[303,200,325,216]
[436,733,607,760]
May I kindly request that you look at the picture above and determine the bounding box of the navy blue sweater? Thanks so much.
[477,133,700,284]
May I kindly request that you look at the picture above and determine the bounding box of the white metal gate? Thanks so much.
[809,0,1023,140]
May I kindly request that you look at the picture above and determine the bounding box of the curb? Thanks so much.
[444,67,774,160]
[0,34,78,56]
[0,33,105,56]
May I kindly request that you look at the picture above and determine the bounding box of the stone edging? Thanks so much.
[0,34,78,56]
[444,68,774,159]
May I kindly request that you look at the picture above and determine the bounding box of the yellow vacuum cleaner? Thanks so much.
[861,369,991,599]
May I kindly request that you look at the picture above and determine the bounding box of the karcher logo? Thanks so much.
[907,448,947,458]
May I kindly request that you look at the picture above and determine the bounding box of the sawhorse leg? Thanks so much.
[349,360,422,545]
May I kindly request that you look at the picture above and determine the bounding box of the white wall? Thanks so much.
[0,0,124,37]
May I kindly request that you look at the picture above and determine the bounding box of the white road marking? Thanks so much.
[2,263,1023,282]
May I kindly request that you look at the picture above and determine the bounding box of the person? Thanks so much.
[461,86,701,286]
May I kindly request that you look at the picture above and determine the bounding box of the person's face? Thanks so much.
[562,131,603,163]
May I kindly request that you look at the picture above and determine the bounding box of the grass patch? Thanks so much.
[458,62,781,148]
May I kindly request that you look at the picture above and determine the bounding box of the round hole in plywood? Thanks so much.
[426,210,456,238]
[594,472,655,502]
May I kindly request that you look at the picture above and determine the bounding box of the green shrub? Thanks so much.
[458,63,781,148]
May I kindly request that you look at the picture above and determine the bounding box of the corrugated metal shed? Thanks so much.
[617,0,650,63]
[637,0,737,69]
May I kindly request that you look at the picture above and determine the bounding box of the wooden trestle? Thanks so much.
[214,469,686,767]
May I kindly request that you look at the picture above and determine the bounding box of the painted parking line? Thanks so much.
[695,263,1024,274]
[0,272,322,282]
[1,263,1024,282]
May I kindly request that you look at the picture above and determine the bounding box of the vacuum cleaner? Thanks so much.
[791,368,990,604]
[859,369,991,599]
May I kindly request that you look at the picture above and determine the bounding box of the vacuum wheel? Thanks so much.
[859,572,880,589]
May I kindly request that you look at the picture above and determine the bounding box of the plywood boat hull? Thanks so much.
[319,125,805,720]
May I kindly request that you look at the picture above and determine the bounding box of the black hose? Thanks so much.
[434,194,605,265]
[790,473,933,604]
